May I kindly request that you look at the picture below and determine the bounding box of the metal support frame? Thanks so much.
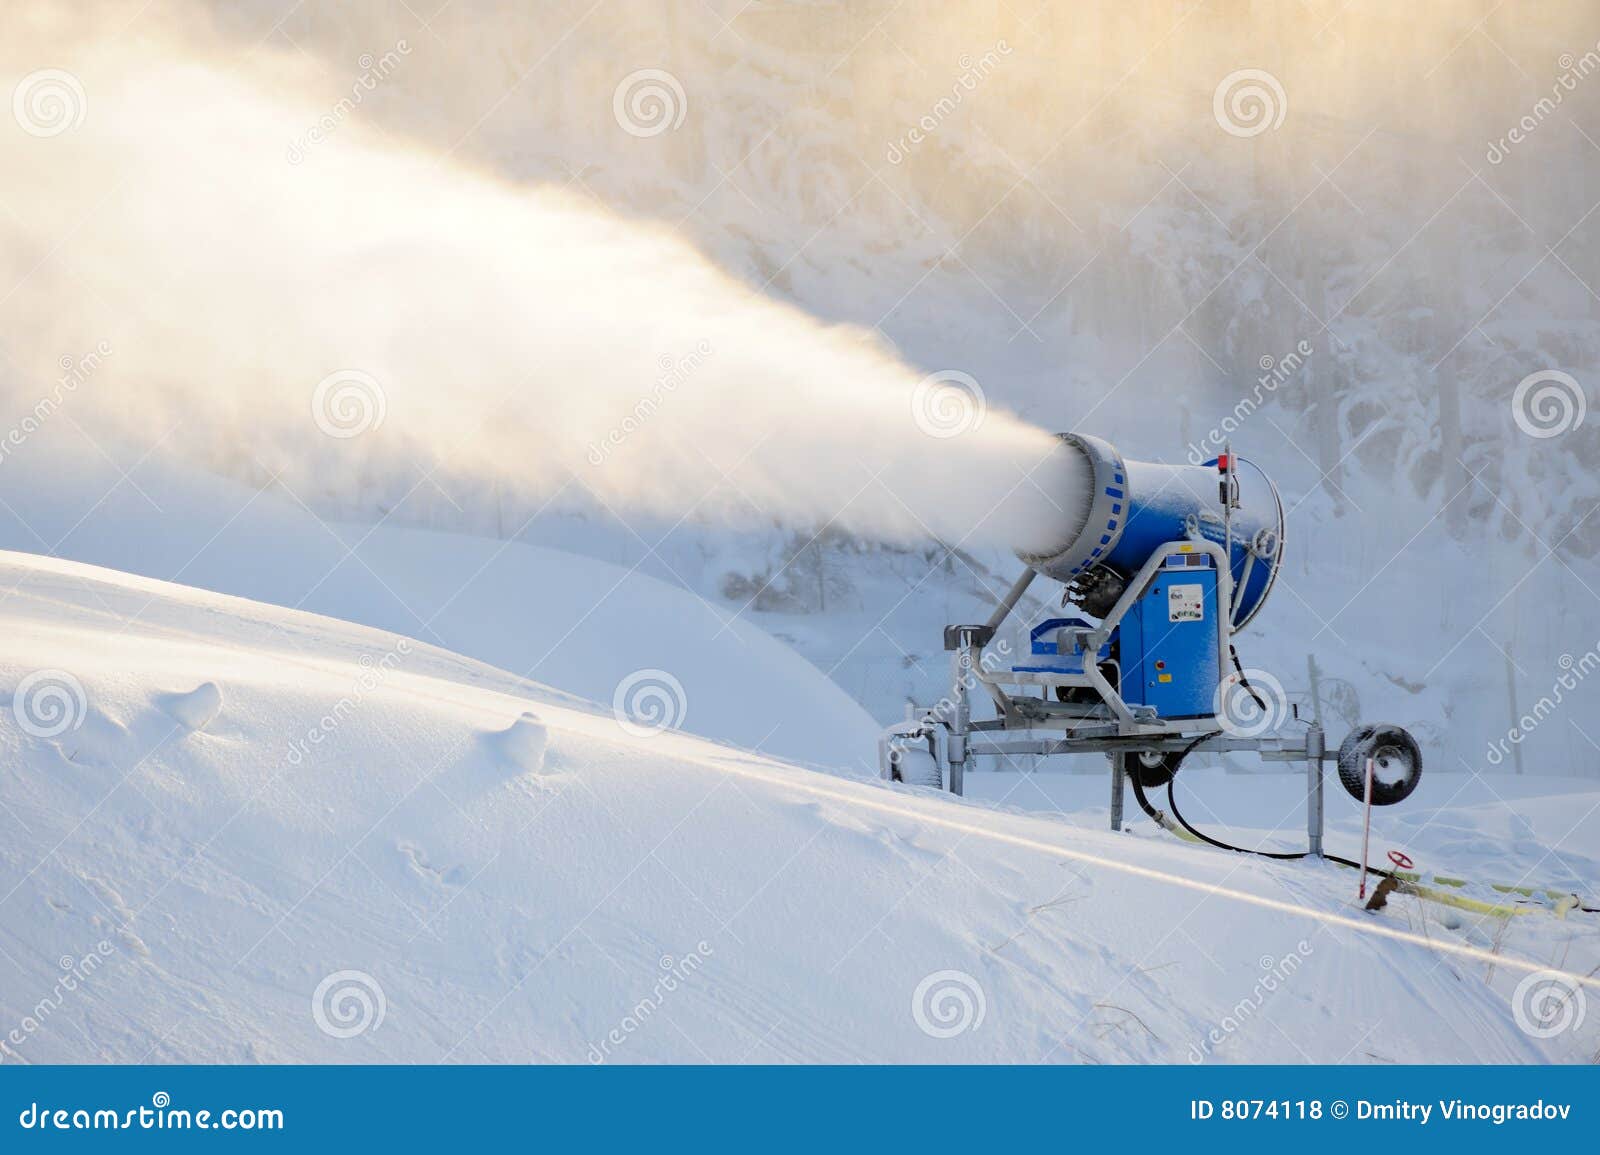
[1306,721,1325,857]
[879,545,1331,857]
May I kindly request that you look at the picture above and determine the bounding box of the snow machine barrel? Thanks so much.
[1016,433,1285,628]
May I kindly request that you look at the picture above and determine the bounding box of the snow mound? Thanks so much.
[1,550,1594,1064]
[158,682,224,733]
[490,712,548,774]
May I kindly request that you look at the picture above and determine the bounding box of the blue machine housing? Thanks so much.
[1010,555,1222,720]
[1116,553,1222,719]
[1016,435,1284,631]
[1013,616,1109,676]
[1112,456,1278,630]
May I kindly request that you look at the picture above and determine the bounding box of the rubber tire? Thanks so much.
[895,745,944,789]
[1131,750,1181,789]
[1337,724,1422,807]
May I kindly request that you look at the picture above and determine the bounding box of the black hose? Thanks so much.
[1130,641,1596,910]
[1127,740,1600,911]
[1125,732,1209,826]
[1126,762,1164,825]
[1126,730,1402,876]
[1165,770,1307,861]
[1228,643,1268,711]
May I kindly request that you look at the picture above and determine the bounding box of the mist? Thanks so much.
[0,14,1078,556]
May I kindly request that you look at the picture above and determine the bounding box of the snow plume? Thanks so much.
[0,10,1077,556]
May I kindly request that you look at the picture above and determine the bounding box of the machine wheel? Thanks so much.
[1131,749,1181,788]
[1337,724,1422,806]
[893,743,944,790]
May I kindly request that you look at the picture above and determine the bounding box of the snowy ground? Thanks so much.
[965,767,1600,916]
[0,427,880,777]
[1,550,1596,1064]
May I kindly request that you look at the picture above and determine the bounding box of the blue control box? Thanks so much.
[1117,555,1221,719]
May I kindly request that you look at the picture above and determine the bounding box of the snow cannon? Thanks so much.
[1016,433,1283,629]
[881,434,1423,864]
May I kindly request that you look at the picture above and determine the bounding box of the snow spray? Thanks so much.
[0,10,1079,555]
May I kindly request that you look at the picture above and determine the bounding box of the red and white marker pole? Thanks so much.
[1358,756,1375,900]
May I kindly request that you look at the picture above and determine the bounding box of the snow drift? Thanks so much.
[0,422,881,773]
[1,551,1595,1063]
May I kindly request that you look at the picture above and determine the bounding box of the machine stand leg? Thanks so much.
[1109,753,1126,832]
[1306,722,1326,858]
[946,643,973,797]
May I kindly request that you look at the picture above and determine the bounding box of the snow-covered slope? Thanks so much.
[1,551,1593,1063]
[0,430,879,775]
